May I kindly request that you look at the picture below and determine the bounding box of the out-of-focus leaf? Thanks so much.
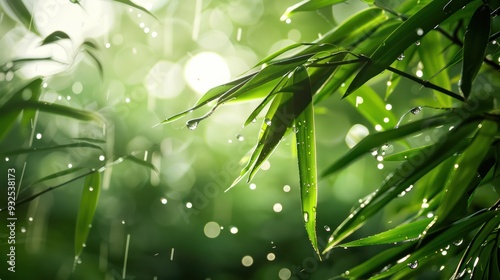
[3,0,39,34]
[292,66,320,258]
[418,31,452,107]
[74,171,101,259]
[0,100,104,123]
[321,112,457,177]
[2,57,54,72]
[40,31,71,46]
[2,142,104,157]
[281,0,347,21]
[123,155,159,175]
[71,137,106,144]
[347,0,474,95]
[82,45,103,78]
[27,167,87,189]
[436,120,497,225]
[323,119,480,253]
[339,218,433,247]
[0,78,42,141]
[460,5,491,98]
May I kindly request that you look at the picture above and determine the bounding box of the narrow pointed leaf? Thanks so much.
[4,0,39,34]
[339,218,433,247]
[2,142,104,157]
[41,31,71,46]
[74,171,101,258]
[123,155,159,174]
[281,0,347,21]
[385,44,417,100]
[460,5,491,98]
[293,66,320,257]
[347,0,474,95]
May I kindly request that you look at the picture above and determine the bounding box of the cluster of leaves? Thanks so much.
[0,0,157,267]
[163,0,500,278]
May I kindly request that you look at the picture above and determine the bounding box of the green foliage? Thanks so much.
[164,0,500,278]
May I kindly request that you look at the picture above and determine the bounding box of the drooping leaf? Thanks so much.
[2,142,104,157]
[280,0,347,21]
[292,66,320,258]
[347,0,475,95]
[460,4,491,98]
[339,218,433,248]
[123,155,159,175]
[74,171,101,259]
[40,31,71,46]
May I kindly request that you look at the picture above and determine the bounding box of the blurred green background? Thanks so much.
[0,0,428,279]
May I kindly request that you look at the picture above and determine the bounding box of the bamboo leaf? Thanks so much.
[339,218,433,247]
[281,0,348,21]
[74,171,101,259]
[347,0,475,95]
[123,155,159,174]
[460,5,491,98]
[293,66,320,258]
[2,142,104,157]
[41,31,71,46]
[3,0,39,34]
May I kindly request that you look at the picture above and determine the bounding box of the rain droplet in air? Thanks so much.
[408,260,418,269]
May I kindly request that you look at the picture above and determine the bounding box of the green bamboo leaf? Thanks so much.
[2,57,54,72]
[0,100,104,123]
[2,142,104,157]
[254,43,327,68]
[346,210,497,279]
[71,137,106,144]
[323,119,480,253]
[3,0,39,34]
[436,120,497,225]
[281,0,347,21]
[82,48,103,79]
[346,0,474,95]
[418,30,453,107]
[123,155,159,174]
[460,5,491,98]
[292,66,320,258]
[321,112,457,178]
[385,44,417,100]
[40,31,71,46]
[339,218,433,248]
[74,171,101,260]
[27,167,87,188]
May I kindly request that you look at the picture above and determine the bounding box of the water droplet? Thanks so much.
[283,185,291,192]
[5,157,9,161]
[36,133,42,139]
[377,163,384,170]
[236,134,244,141]
[249,183,256,190]
[105,43,111,48]
[285,18,291,24]
[68,163,73,168]
[230,226,238,234]
[292,126,299,133]
[186,202,193,208]
[303,212,309,222]
[121,220,126,224]
[21,227,26,233]
[241,255,254,267]
[408,260,418,269]
[186,120,199,130]
[397,53,405,61]
[264,118,272,126]
[453,239,463,246]
[125,97,131,103]
[416,69,423,78]
[161,198,168,204]
[376,155,384,162]
[416,28,424,36]
[89,187,94,191]
[375,124,383,131]
[441,250,447,256]
[99,155,105,161]
[324,225,331,232]
[385,104,392,110]
[454,164,459,169]
[410,106,422,114]
[415,40,421,46]
[278,268,291,280]
[28,217,33,222]
[267,253,275,261]
[273,203,283,213]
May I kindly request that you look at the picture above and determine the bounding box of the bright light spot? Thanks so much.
[375,124,383,131]
[249,183,256,190]
[273,203,283,213]
[427,212,434,218]
[89,187,94,191]
[285,18,291,24]
[36,133,42,139]
[279,268,292,280]
[377,163,384,169]
[161,198,168,204]
[122,220,126,224]
[376,155,384,162]
[28,217,33,221]
[68,163,73,168]
[152,31,158,38]
[146,61,185,99]
[267,253,276,261]
[230,226,238,234]
[383,117,390,123]
[416,69,424,78]
[454,164,459,169]
[125,97,131,103]
[385,104,392,110]
[105,43,111,48]
[261,160,271,171]
[186,202,193,208]
[72,82,83,94]
[416,28,424,36]
[345,124,369,148]
[144,27,150,33]
[99,155,105,161]
[386,81,392,86]
[184,52,230,94]
[241,255,253,267]
[66,96,71,101]
[204,221,221,238]
[355,96,364,107]
[283,185,291,192]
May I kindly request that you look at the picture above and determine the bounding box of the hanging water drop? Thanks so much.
[324,225,331,232]
[410,106,422,114]
[186,120,199,130]
[408,260,418,269]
